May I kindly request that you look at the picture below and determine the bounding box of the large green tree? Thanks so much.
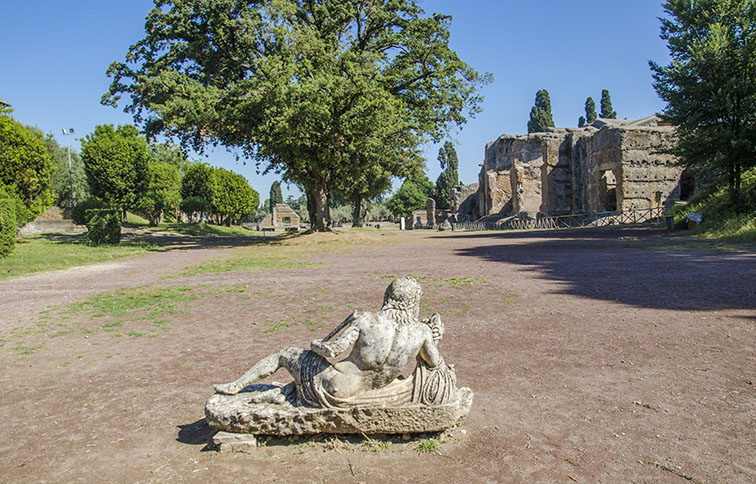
[600,89,617,119]
[212,168,259,225]
[650,0,756,194]
[0,108,54,225]
[386,175,434,217]
[138,161,181,225]
[28,128,90,208]
[80,124,150,216]
[104,0,488,231]
[434,141,459,210]
[527,89,555,133]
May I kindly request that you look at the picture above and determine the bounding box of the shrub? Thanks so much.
[86,209,122,245]
[0,195,17,257]
[72,198,105,225]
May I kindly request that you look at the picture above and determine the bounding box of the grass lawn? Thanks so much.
[0,236,157,280]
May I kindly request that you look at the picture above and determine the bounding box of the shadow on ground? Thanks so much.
[177,419,217,451]
[447,225,756,312]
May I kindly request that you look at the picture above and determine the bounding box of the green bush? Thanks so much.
[85,209,122,245]
[0,196,17,257]
[72,198,105,225]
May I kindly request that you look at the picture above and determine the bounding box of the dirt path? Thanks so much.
[0,226,753,483]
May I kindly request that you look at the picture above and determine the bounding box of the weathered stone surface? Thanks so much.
[206,385,473,436]
[457,115,684,219]
[212,431,257,453]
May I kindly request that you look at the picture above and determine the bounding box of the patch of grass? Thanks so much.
[70,285,197,319]
[361,434,390,454]
[444,277,487,287]
[0,237,157,279]
[667,167,756,242]
[264,321,290,333]
[416,438,440,454]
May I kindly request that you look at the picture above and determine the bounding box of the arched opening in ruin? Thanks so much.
[679,168,696,201]
[598,169,617,212]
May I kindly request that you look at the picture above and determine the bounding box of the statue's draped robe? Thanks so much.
[295,350,457,409]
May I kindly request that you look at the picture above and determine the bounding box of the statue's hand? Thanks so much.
[427,313,444,344]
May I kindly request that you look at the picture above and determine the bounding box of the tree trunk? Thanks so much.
[351,194,363,228]
[306,180,331,232]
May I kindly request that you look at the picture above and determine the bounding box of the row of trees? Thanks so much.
[104,0,489,232]
[527,89,618,133]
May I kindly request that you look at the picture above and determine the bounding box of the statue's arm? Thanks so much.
[311,322,359,359]
[419,329,444,368]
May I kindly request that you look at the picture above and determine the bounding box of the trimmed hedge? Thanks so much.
[0,197,17,257]
[72,198,105,225]
[85,209,122,245]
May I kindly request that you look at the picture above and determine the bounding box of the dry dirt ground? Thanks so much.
[0,226,754,483]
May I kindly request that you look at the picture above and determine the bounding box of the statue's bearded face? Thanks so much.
[383,277,422,318]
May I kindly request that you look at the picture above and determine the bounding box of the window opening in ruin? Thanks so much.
[282,216,291,225]
[679,169,696,201]
[599,170,617,212]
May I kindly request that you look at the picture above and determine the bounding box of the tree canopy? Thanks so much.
[527,89,555,133]
[0,109,54,225]
[600,89,617,119]
[434,141,459,210]
[80,124,150,214]
[104,0,489,231]
[650,0,756,194]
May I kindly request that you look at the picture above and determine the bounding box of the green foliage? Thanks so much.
[24,127,91,208]
[600,89,617,119]
[0,112,54,225]
[105,0,490,231]
[150,141,193,175]
[416,438,440,453]
[650,0,756,193]
[578,115,586,128]
[180,163,215,201]
[269,181,284,207]
[85,209,122,245]
[72,198,106,225]
[667,167,756,241]
[138,161,181,226]
[80,124,150,212]
[584,97,597,125]
[0,193,17,257]
[211,168,259,226]
[387,175,434,216]
[180,196,210,219]
[434,141,459,210]
[527,89,555,133]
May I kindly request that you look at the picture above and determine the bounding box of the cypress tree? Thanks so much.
[600,89,617,119]
[578,116,586,127]
[527,89,555,133]
[585,97,597,125]
[269,180,283,207]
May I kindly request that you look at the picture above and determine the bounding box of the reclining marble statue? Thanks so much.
[205,277,473,438]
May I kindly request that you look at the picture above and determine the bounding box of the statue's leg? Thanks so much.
[214,347,305,395]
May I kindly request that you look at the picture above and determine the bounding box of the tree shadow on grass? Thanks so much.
[445,225,756,312]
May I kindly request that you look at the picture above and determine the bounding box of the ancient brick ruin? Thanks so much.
[454,116,691,222]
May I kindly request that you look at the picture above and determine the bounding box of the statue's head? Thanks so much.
[382,277,422,319]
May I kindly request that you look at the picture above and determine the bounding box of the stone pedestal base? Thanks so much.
[212,431,257,453]
[205,387,473,436]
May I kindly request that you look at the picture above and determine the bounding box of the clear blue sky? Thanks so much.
[0,0,670,200]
